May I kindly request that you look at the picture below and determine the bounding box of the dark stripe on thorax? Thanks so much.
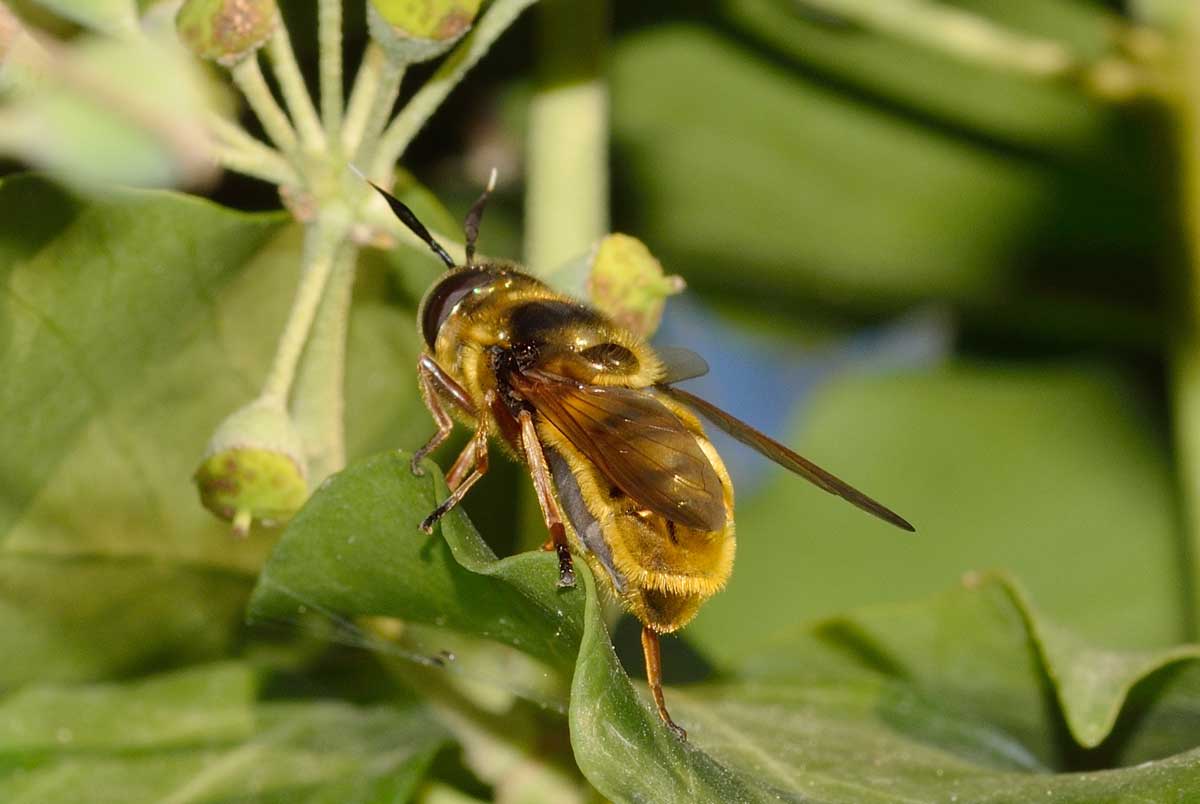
[508,300,601,344]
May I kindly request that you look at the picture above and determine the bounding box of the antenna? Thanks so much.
[349,164,455,269]
[463,167,498,268]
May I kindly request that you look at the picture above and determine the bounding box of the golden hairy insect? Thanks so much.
[359,171,914,740]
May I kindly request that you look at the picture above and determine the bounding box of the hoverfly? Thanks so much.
[358,170,913,740]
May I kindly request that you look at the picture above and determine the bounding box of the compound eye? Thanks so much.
[421,268,494,348]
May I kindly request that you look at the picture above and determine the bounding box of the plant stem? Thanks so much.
[524,0,609,275]
[267,21,326,150]
[795,0,1076,77]
[1171,8,1200,639]
[371,0,538,179]
[290,242,357,484]
[205,112,299,185]
[356,69,406,168]
[260,214,350,404]
[211,142,295,185]
[230,55,300,160]
[342,43,405,162]
[318,0,344,141]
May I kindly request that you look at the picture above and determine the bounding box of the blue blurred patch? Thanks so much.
[653,299,952,493]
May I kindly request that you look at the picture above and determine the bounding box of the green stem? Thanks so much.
[290,242,357,484]
[267,22,326,150]
[794,0,1163,100]
[260,214,350,404]
[230,55,300,160]
[796,0,1076,77]
[370,0,538,178]
[355,64,405,169]
[318,0,344,141]
[342,43,405,163]
[524,0,609,275]
[1172,8,1200,639]
[211,142,295,186]
[205,112,299,185]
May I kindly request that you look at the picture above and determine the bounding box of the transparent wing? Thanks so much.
[655,346,710,384]
[662,385,914,532]
[511,370,727,532]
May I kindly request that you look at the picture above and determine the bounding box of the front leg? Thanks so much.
[420,409,489,534]
[412,355,476,476]
[518,409,576,588]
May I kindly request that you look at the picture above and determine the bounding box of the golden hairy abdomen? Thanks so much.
[540,394,736,634]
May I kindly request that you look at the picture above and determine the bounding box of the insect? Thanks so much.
[358,169,914,740]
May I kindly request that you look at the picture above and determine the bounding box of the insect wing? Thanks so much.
[656,346,710,384]
[512,371,727,531]
[662,386,915,532]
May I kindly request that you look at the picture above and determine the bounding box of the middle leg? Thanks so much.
[518,409,575,588]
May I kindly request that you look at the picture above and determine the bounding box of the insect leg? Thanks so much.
[420,418,489,534]
[444,437,478,491]
[412,355,476,476]
[517,409,576,589]
[641,626,687,741]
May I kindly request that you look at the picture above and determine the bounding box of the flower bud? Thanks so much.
[366,0,481,64]
[176,0,278,67]
[586,234,684,339]
[194,398,307,538]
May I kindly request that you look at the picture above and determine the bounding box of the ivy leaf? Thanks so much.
[0,662,447,803]
[687,363,1188,665]
[248,451,1200,802]
[0,175,425,685]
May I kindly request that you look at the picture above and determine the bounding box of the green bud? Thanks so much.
[366,0,481,64]
[586,234,684,339]
[194,398,308,538]
[176,0,278,67]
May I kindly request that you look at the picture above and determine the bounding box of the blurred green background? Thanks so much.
[2,0,1194,672]
[3,0,1200,798]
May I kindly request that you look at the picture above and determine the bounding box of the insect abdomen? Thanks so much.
[543,396,736,634]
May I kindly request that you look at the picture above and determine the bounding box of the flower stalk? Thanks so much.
[184,0,536,531]
[523,0,608,275]
[318,0,344,139]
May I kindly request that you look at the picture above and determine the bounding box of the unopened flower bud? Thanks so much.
[194,398,307,538]
[176,0,277,67]
[366,0,481,64]
[586,234,684,338]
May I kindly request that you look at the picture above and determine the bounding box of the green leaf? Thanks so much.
[0,174,433,685]
[0,662,255,753]
[609,24,1165,321]
[0,663,447,804]
[687,362,1188,665]
[0,174,292,683]
[0,556,252,687]
[725,0,1110,154]
[248,452,1200,802]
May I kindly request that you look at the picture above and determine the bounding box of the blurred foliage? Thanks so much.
[3,0,1200,801]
